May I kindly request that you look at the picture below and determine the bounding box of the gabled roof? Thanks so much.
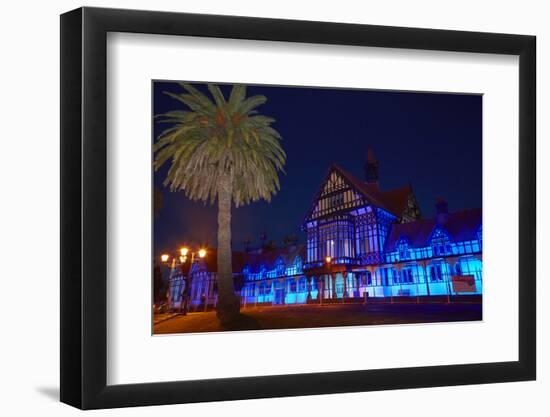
[385,218,438,249]
[385,208,482,251]
[303,164,400,223]
[441,208,483,242]
[337,165,419,219]
[333,164,394,212]
[198,249,248,273]
[377,185,414,217]
[244,244,306,273]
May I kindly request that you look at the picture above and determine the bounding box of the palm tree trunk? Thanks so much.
[216,172,240,324]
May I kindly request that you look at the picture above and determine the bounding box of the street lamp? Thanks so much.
[322,256,333,303]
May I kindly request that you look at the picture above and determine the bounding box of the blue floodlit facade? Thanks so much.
[167,149,482,310]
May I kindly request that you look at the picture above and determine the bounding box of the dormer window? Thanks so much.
[431,227,451,256]
[397,238,410,260]
[275,257,285,276]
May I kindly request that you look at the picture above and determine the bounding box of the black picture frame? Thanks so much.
[60,6,536,410]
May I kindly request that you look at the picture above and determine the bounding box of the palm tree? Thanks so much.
[154,83,286,324]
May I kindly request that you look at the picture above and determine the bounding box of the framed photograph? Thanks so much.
[60,6,536,409]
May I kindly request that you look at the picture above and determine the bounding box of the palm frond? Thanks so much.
[154,83,286,207]
[207,84,226,109]
[180,83,216,111]
[237,95,267,115]
[229,84,247,110]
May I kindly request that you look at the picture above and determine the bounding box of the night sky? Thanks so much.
[153,81,482,255]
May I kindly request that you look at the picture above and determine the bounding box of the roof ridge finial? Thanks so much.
[364,146,379,187]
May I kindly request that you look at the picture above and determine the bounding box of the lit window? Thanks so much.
[401,268,414,283]
[287,279,297,293]
[397,238,410,260]
[259,282,268,295]
[366,271,372,286]
[275,258,285,276]
[429,264,445,282]
[431,228,451,256]
[455,263,462,275]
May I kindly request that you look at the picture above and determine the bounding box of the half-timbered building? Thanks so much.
[167,148,482,310]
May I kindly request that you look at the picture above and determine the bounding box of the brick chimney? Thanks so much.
[436,197,449,224]
[364,146,379,190]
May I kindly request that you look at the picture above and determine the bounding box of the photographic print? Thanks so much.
[152,81,482,335]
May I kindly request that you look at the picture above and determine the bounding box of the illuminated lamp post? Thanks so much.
[325,256,332,302]
[160,247,207,315]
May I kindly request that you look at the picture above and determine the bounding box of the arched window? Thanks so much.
[431,227,452,256]
[298,277,308,292]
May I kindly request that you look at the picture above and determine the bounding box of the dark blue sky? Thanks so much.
[153,81,481,254]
